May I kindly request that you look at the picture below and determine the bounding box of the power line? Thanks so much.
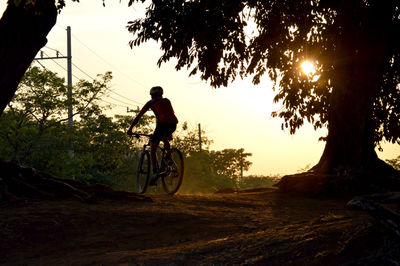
[40,26,147,110]
[71,33,149,89]
[72,62,95,80]
[109,90,144,105]
[40,49,94,83]
[106,95,136,106]
[36,63,136,110]
[40,51,66,69]
[100,99,133,108]
[71,61,144,104]
[35,60,48,70]
[44,46,59,52]
[50,39,145,105]
[42,51,67,71]
[49,49,93,81]
[39,51,145,107]
[54,24,148,91]
[72,62,144,105]
[38,28,137,115]
[39,51,83,81]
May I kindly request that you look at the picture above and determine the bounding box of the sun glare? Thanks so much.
[301,60,315,76]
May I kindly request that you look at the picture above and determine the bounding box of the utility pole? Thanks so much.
[34,26,74,179]
[240,149,244,183]
[34,26,73,125]
[198,123,202,152]
[67,26,73,125]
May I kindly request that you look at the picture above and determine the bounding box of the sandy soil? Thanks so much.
[0,189,385,265]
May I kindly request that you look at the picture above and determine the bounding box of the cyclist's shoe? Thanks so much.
[149,172,159,186]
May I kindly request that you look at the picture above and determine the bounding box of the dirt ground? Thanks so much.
[0,189,389,265]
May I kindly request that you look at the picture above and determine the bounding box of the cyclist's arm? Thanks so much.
[127,101,151,135]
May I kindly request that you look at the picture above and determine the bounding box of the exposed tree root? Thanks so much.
[275,169,400,264]
[348,197,400,237]
[0,159,152,203]
[344,194,400,265]
[276,167,400,197]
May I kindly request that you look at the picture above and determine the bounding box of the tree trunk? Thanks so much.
[277,2,400,195]
[312,2,397,177]
[312,51,384,176]
[0,0,57,115]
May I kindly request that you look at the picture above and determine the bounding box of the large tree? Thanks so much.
[0,0,59,114]
[127,0,400,192]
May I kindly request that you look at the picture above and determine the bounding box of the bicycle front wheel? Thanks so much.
[137,150,151,194]
[162,148,184,195]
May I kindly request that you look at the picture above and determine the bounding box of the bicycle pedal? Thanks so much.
[159,169,168,174]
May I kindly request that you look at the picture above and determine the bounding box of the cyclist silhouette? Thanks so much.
[127,86,178,185]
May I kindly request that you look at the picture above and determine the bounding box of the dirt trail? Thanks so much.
[0,189,382,265]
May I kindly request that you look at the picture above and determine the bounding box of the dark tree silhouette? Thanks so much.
[0,0,58,115]
[127,1,400,193]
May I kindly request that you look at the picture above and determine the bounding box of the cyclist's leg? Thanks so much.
[149,142,160,185]
[162,124,176,160]
[149,125,163,185]
[163,136,171,152]
[150,142,159,173]
[161,137,174,164]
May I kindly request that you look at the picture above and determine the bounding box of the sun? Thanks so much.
[301,60,315,76]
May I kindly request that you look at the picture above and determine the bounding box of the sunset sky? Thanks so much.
[1,1,399,175]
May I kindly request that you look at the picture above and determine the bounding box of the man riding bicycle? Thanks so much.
[127,86,178,185]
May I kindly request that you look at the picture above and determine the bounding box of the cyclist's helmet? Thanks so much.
[150,86,163,97]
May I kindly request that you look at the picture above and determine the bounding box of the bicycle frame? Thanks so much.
[132,132,184,195]
[133,133,166,171]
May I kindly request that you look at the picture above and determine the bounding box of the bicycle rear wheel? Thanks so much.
[162,148,184,195]
[137,150,150,193]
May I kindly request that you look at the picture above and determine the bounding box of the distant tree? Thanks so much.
[0,67,110,163]
[0,67,119,181]
[172,125,253,193]
[172,122,213,156]
[128,1,400,186]
[210,148,252,182]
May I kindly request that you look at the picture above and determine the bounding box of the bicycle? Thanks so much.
[133,133,184,195]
